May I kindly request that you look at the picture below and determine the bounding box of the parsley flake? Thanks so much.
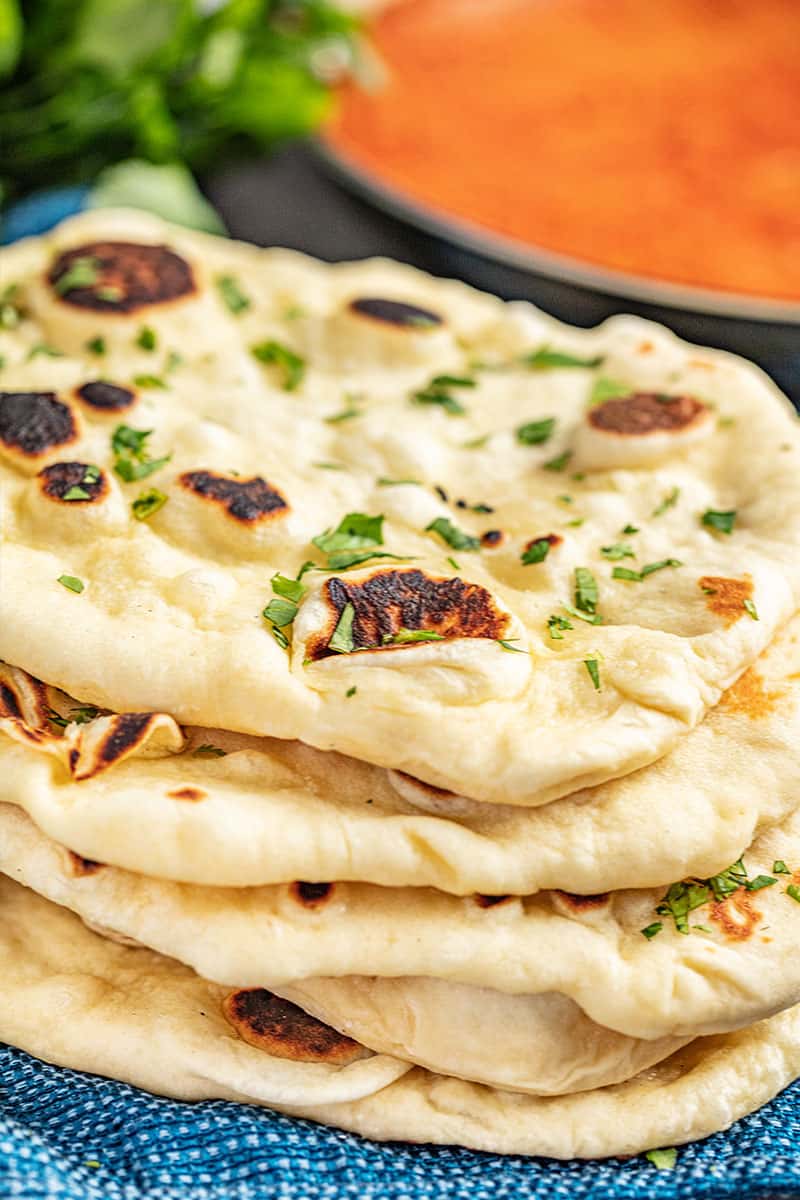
[251,340,305,391]
[702,508,737,535]
[543,450,573,472]
[516,417,556,446]
[378,477,421,487]
[329,602,356,654]
[54,256,100,295]
[646,1149,678,1171]
[652,487,680,517]
[583,658,601,689]
[774,861,790,875]
[132,488,167,521]
[621,523,640,535]
[345,686,357,698]
[57,574,84,593]
[641,922,663,940]
[263,597,299,627]
[325,398,363,423]
[383,628,445,645]
[498,639,527,653]
[612,559,682,583]
[193,744,227,757]
[523,346,604,370]
[216,274,251,315]
[787,884,800,904]
[521,538,553,565]
[136,326,157,352]
[426,516,480,552]
[574,567,599,614]
[589,377,629,406]
[133,373,167,390]
[745,875,777,892]
[412,374,474,416]
[547,614,573,639]
[601,543,635,561]
[111,425,171,482]
[86,335,106,356]
[744,598,759,621]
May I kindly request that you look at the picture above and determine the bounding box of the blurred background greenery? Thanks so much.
[0,0,362,229]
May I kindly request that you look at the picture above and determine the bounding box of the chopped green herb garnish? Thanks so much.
[521,538,553,565]
[787,884,800,904]
[611,567,641,582]
[0,284,22,329]
[562,601,603,626]
[377,477,421,487]
[612,559,682,583]
[543,450,573,472]
[133,373,167,390]
[645,1149,678,1171]
[27,343,64,359]
[574,567,599,615]
[498,639,527,653]
[601,543,635,561]
[216,274,251,315]
[463,433,490,449]
[745,875,777,892]
[702,509,737,535]
[774,861,790,875]
[62,485,90,501]
[136,326,157,352]
[329,602,356,654]
[326,394,364,423]
[251,340,305,391]
[314,513,384,556]
[621,523,639,535]
[654,856,779,934]
[589,377,629,406]
[583,658,601,689]
[271,625,289,649]
[447,556,460,571]
[96,286,123,302]
[263,597,299,628]
[111,425,170,483]
[516,418,556,446]
[272,574,308,604]
[523,346,604,370]
[47,703,100,728]
[566,517,585,527]
[652,487,680,517]
[86,336,106,356]
[641,922,663,940]
[345,686,357,698]
[132,488,167,521]
[425,516,480,552]
[383,628,445,645]
[412,374,474,415]
[744,598,759,621]
[547,614,573,639]
[57,574,84,594]
[53,256,100,295]
[193,744,227,757]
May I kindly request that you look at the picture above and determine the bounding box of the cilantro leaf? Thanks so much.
[131,487,167,521]
[521,538,552,565]
[57,574,84,594]
[645,1149,678,1171]
[547,614,573,639]
[425,516,480,551]
[583,658,601,690]
[328,602,356,654]
[601,543,635,561]
[251,340,305,391]
[216,275,251,316]
[516,418,555,446]
[313,513,384,556]
[702,508,737,535]
[652,487,680,517]
[522,346,604,370]
[574,567,599,614]
[589,377,629,406]
[383,628,445,645]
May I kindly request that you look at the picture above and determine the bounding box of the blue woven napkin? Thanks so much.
[2,1044,800,1199]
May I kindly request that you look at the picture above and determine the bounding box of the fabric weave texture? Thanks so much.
[1,1045,799,1199]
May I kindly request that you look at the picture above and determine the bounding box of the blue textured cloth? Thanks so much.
[2,1044,800,1199]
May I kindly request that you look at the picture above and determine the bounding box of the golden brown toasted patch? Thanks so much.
[96,713,157,768]
[720,668,781,720]
[710,888,762,941]
[0,669,50,737]
[167,786,207,803]
[48,242,195,313]
[348,296,442,329]
[480,529,505,548]
[66,850,105,877]
[307,568,509,660]
[0,392,78,461]
[223,989,367,1064]
[75,380,137,413]
[179,471,288,523]
[698,576,754,627]
[38,461,108,504]
[474,893,512,908]
[290,881,335,908]
[0,682,23,720]
[555,891,611,912]
[589,393,707,435]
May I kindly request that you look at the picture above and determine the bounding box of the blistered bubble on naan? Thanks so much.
[223,988,369,1064]
[65,849,105,877]
[480,529,505,548]
[348,297,444,330]
[23,462,127,541]
[74,380,137,415]
[322,295,454,366]
[179,471,288,523]
[37,461,108,504]
[0,392,81,473]
[575,392,712,469]
[305,568,510,661]
[290,882,335,909]
[48,242,196,315]
[698,576,754,627]
[153,471,291,562]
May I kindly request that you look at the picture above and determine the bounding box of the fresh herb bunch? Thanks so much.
[0,0,360,204]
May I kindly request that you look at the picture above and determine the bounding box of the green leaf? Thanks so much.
[411,376,472,416]
[425,517,480,552]
[652,487,680,517]
[543,450,572,472]
[328,602,356,654]
[313,513,384,556]
[621,523,639,535]
[645,1148,678,1170]
[574,567,598,614]
[561,602,603,626]
[86,336,106,356]
[523,346,604,370]
[702,508,737,535]
[521,538,552,565]
[383,628,445,645]
[325,550,410,572]
[263,597,298,628]
[641,922,663,940]
[377,477,421,487]
[744,598,759,621]
[547,614,573,640]
[498,639,527,653]
[133,374,167,390]
[787,884,800,904]
[62,485,90,501]
[136,326,157,352]
[57,574,84,594]
[583,658,601,690]
[271,573,307,604]
[589,377,629,406]
[0,0,22,78]
[251,340,305,391]
[601,543,635,561]
[216,274,251,316]
[744,875,777,892]
[69,0,193,76]
[773,860,790,875]
[192,744,227,758]
[516,418,555,446]
[131,487,167,521]
[612,559,682,583]
[53,256,100,295]
[89,160,225,235]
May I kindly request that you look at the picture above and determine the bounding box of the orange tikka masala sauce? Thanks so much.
[328,0,800,301]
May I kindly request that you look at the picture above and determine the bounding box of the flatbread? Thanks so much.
[2,613,800,896]
[2,209,800,806]
[4,801,800,1041]
[2,875,799,1159]
[3,612,800,893]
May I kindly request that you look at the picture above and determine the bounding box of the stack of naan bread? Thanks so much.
[3,209,800,1159]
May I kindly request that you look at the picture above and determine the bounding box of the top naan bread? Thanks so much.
[1,209,799,805]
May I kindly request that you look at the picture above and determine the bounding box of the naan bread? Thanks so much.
[4,801,800,1041]
[2,613,800,894]
[2,875,799,1159]
[2,210,800,806]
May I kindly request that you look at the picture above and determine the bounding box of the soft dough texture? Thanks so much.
[2,613,800,894]
[2,210,800,805]
[4,802,800,1041]
[2,876,800,1159]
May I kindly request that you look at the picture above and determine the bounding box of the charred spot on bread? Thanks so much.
[307,568,509,660]
[348,297,443,329]
[589,393,708,436]
[0,392,78,460]
[49,242,195,313]
[75,380,136,413]
[97,713,157,767]
[474,893,513,908]
[223,989,367,1064]
[179,470,289,523]
[480,529,505,548]
[555,891,611,912]
[290,881,335,908]
[38,461,107,504]
[66,850,105,877]
[167,786,207,802]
